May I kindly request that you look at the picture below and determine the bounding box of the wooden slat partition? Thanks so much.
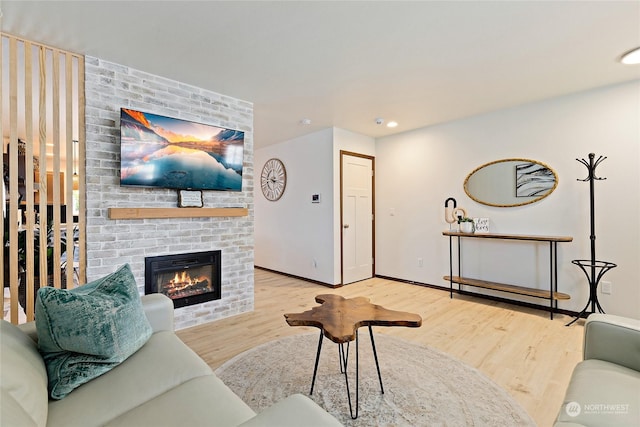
[24,41,36,320]
[65,54,74,290]
[52,50,62,290]
[1,33,85,323]
[37,45,48,296]
[9,37,19,324]
[77,57,86,286]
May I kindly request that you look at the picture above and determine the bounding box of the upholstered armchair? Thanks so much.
[554,314,640,427]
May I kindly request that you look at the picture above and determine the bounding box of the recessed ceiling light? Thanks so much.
[621,47,640,65]
[386,121,398,128]
[300,118,312,125]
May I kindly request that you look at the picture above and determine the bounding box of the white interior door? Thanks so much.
[341,153,374,284]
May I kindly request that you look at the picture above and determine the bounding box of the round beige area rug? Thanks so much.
[215,333,535,426]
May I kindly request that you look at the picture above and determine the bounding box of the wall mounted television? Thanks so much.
[119,108,244,191]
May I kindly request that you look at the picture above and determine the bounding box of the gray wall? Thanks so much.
[84,56,254,329]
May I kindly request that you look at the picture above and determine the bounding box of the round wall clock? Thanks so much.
[261,158,287,201]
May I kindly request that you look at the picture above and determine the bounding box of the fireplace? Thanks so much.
[145,250,221,308]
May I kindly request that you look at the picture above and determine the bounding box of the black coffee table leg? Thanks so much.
[368,325,384,394]
[310,327,385,420]
[340,329,359,419]
[309,330,324,395]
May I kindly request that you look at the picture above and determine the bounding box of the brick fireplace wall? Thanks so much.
[84,56,254,330]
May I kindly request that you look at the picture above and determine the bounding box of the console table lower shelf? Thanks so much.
[444,276,571,301]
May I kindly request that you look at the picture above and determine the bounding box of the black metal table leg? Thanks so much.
[308,327,387,419]
[340,330,359,419]
[449,235,453,298]
[549,241,554,320]
[554,242,559,313]
[309,330,324,395]
[457,236,461,294]
[368,325,384,394]
[338,340,350,374]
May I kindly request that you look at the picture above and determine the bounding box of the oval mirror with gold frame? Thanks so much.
[464,158,558,207]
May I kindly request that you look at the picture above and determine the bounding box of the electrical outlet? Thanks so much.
[601,281,612,295]
[418,258,423,267]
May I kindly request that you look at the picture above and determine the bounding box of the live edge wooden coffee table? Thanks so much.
[284,294,422,419]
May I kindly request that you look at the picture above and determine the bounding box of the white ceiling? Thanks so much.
[2,1,639,149]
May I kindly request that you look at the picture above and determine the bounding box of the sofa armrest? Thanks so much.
[141,294,174,333]
[237,394,343,427]
[17,321,38,343]
[583,314,640,371]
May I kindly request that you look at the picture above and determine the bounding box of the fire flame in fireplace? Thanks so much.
[168,271,210,290]
[171,271,198,287]
[161,270,212,299]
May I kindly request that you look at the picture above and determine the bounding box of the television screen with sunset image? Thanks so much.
[119,108,244,191]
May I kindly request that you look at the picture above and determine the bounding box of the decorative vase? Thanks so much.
[459,222,474,233]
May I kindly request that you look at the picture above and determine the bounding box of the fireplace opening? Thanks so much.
[145,250,221,308]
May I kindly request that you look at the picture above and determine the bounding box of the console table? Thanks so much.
[442,231,572,319]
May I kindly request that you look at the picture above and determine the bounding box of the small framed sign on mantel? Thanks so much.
[178,190,204,208]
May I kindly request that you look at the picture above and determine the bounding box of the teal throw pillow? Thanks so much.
[35,263,152,399]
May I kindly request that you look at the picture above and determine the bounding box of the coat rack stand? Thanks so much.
[567,153,616,326]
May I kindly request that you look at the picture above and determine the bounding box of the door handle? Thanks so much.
[343,224,349,229]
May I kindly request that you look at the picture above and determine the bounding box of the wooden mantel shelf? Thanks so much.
[108,207,248,220]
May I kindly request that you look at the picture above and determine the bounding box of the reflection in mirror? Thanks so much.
[464,159,558,207]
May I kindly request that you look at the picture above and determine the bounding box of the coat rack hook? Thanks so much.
[576,153,607,182]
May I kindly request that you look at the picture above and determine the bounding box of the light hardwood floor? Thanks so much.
[177,269,585,427]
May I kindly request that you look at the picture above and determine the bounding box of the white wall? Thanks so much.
[375,80,640,318]
[255,127,375,285]
[255,129,335,284]
[254,81,639,318]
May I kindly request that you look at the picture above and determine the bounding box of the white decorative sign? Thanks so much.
[473,217,490,233]
[178,190,204,208]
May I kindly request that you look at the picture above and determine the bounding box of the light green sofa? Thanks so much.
[1,294,343,427]
[554,314,640,427]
